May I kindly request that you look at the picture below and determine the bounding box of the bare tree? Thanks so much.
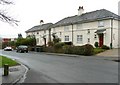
[0,0,19,25]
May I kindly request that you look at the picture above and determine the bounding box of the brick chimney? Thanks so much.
[78,6,84,16]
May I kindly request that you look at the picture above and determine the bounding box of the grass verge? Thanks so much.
[0,56,19,67]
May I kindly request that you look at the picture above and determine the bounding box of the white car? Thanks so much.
[4,47,13,51]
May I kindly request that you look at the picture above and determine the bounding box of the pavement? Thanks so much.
[0,48,119,84]
[0,64,27,84]
[96,48,119,57]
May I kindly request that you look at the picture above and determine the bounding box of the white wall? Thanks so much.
[51,19,119,48]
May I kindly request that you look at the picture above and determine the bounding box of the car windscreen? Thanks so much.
[18,46,28,48]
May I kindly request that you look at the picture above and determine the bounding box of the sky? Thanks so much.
[0,0,119,38]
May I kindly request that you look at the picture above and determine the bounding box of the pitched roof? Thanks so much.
[26,23,53,33]
[52,9,120,28]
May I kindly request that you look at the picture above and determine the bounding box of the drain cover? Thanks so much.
[9,68,19,72]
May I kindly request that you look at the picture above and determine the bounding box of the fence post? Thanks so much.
[4,64,9,76]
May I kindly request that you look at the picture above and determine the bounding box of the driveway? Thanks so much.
[96,49,119,57]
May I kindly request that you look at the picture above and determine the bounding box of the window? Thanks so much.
[36,38,39,44]
[88,38,90,43]
[98,21,104,27]
[77,24,82,29]
[64,26,69,31]
[53,28,55,32]
[60,32,62,37]
[37,32,39,34]
[44,30,46,34]
[65,36,69,41]
[87,29,90,34]
[77,35,83,43]
[94,34,97,39]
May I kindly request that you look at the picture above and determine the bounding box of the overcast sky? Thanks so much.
[0,0,119,38]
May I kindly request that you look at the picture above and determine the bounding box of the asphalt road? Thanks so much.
[1,50,118,83]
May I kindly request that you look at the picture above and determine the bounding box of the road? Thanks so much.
[1,50,118,83]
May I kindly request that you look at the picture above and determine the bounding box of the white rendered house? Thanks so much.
[26,7,120,48]
[51,6,120,48]
[26,23,53,46]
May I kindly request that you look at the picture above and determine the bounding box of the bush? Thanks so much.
[101,45,110,50]
[53,38,61,44]
[63,45,73,54]
[94,42,99,48]
[83,44,94,56]
[54,42,65,49]
[47,41,54,47]
[64,42,73,45]
[63,44,94,56]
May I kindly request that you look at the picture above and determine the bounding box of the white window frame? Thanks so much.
[88,38,90,43]
[36,38,39,44]
[64,26,69,31]
[87,29,90,34]
[77,24,82,29]
[77,35,83,43]
[65,36,69,42]
[98,21,104,27]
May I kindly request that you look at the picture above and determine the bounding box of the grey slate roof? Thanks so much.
[26,23,53,33]
[52,9,120,28]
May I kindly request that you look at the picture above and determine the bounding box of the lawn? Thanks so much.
[0,56,19,67]
[93,48,105,54]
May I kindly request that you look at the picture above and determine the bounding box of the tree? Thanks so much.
[0,0,18,25]
[18,33,23,39]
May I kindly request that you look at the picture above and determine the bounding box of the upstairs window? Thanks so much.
[98,21,104,27]
[64,26,69,31]
[77,24,83,29]
[37,32,39,34]
[87,29,90,34]
[44,30,46,34]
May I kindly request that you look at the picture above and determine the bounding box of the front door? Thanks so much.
[99,34,104,47]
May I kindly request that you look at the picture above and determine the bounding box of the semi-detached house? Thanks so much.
[26,6,120,48]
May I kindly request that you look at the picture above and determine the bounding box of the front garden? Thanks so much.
[39,38,110,56]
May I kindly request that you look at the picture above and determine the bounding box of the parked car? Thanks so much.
[4,46,13,51]
[16,45,28,53]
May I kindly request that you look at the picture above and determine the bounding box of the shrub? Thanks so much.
[63,44,94,56]
[63,45,73,54]
[101,45,110,50]
[71,46,85,55]
[54,42,65,49]
[83,44,94,56]
[94,42,99,48]
[43,47,55,53]
[53,38,61,44]
[47,41,54,47]
[64,42,73,45]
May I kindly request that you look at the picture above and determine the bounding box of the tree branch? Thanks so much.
[0,11,19,26]
[0,0,13,5]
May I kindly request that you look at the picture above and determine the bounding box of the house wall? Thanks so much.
[26,19,119,48]
[51,19,119,48]
[26,30,50,46]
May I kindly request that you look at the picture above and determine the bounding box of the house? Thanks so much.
[25,23,53,46]
[26,6,120,48]
[51,6,120,48]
